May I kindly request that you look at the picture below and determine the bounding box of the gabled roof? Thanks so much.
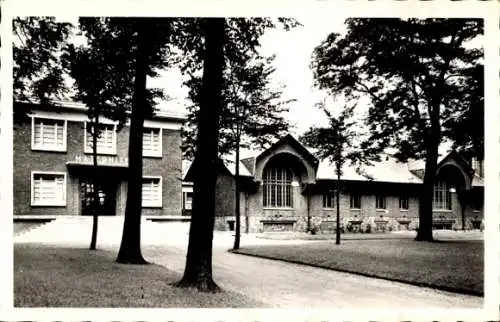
[182,158,253,182]
[437,150,474,175]
[255,134,319,167]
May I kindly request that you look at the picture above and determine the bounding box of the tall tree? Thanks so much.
[174,18,226,291]
[300,102,378,244]
[115,18,172,264]
[72,17,173,262]
[13,17,73,119]
[182,55,292,249]
[310,18,483,241]
[70,19,131,250]
[225,56,292,250]
[174,17,299,290]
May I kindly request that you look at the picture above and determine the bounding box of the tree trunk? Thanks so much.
[116,19,149,264]
[335,166,341,245]
[233,138,241,250]
[89,114,99,250]
[174,18,225,292]
[415,143,439,242]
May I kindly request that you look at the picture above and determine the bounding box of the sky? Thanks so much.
[149,16,350,136]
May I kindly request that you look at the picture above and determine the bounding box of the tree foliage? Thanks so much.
[176,18,299,160]
[300,102,379,244]
[13,17,73,119]
[311,18,483,241]
[182,54,292,160]
[312,18,483,161]
[68,17,177,262]
[173,17,299,290]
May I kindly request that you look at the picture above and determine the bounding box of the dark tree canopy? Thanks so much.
[311,18,483,162]
[173,17,299,289]
[311,18,483,242]
[181,53,292,160]
[13,17,73,121]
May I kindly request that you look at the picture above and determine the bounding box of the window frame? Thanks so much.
[142,175,162,208]
[31,116,67,152]
[142,127,163,158]
[433,181,452,211]
[472,195,482,212]
[83,121,117,155]
[399,195,409,211]
[350,194,361,210]
[323,190,335,209]
[262,167,293,209]
[31,171,67,206]
[375,194,386,210]
[183,191,193,210]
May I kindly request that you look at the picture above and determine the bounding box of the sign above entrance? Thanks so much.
[67,155,129,168]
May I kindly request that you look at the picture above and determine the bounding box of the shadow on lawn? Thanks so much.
[14,243,264,307]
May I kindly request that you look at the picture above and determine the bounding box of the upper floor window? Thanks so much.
[142,176,162,208]
[323,190,335,209]
[433,181,452,210]
[143,127,162,157]
[350,194,361,209]
[32,117,67,152]
[376,195,386,209]
[84,122,117,155]
[263,167,293,208]
[399,195,409,210]
[31,171,66,206]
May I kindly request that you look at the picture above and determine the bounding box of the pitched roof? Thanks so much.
[316,153,483,187]
[182,158,252,182]
[316,156,422,184]
[255,134,319,167]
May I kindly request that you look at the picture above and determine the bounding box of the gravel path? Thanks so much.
[144,233,483,308]
[15,218,483,308]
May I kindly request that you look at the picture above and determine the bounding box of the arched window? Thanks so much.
[263,167,293,208]
[433,181,452,210]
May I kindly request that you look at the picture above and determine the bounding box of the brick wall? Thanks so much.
[14,117,182,217]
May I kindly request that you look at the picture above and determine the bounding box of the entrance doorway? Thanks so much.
[80,179,117,216]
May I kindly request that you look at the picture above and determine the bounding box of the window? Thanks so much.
[142,176,162,207]
[375,195,386,209]
[399,195,409,210]
[183,192,193,210]
[472,195,482,211]
[350,194,361,209]
[32,117,67,151]
[263,167,293,208]
[84,122,117,155]
[323,190,335,208]
[31,172,66,206]
[433,181,452,210]
[143,127,162,157]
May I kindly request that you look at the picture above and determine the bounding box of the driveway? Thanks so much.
[144,232,483,308]
[15,218,483,308]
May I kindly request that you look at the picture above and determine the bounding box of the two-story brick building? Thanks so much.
[14,101,185,218]
[183,134,484,233]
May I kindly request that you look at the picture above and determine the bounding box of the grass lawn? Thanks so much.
[15,243,264,307]
[233,239,483,296]
[257,230,483,241]
[14,222,49,236]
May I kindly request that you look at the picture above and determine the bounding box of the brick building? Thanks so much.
[183,134,484,233]
[13,101,185,218]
